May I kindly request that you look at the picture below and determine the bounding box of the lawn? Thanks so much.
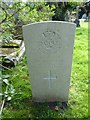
[1,22,88,119]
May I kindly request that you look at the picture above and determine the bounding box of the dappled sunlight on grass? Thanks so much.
[80,22,88,29]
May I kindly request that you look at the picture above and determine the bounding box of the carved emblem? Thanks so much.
[40,29,61,53]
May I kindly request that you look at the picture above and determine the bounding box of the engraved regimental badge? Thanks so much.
[40,29,61,53]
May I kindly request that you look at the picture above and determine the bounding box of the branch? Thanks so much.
[5,4,27,23]
[0,99,5,118]
[0,6,7,24]
[0,2,27,25]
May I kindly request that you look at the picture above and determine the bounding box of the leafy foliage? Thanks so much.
[0,2,55,43]
[51,2,81,21]
[19,2,55,23]
[1,75,16,101]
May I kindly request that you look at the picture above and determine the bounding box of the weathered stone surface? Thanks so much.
[22,21,76,102]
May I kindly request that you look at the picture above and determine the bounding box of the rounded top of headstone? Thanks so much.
[22,21,76,28]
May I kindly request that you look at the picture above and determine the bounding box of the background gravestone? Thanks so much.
[23,21,76,102]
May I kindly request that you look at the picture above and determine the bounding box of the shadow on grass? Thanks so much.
[21,98,69,118]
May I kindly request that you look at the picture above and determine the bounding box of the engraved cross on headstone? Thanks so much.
[43,70,57,89]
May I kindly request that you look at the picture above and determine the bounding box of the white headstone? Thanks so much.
[22,21,76,102]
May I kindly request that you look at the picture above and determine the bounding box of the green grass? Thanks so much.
[1,22,88,119]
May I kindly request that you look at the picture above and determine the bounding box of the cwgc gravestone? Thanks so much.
[22,21,76,102]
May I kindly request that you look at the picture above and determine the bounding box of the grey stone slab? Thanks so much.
[22,21,76,102]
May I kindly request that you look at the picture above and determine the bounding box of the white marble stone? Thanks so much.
[22,21,76,102]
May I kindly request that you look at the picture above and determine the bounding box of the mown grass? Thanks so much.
[1,22,88,119]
